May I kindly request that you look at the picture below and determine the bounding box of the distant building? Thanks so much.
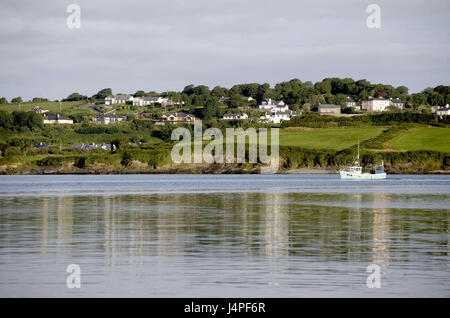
[222,113,248,120]
[134,96,170,106]
[72,143,111,151]
[345,96,356,108]
[361,97,391,112]
[34,142,49,148]
[257,98,287,111]
[318,104,341,115]
[219,97,230,104]
[31,106,49,114]
[105,94,134,105]
[43,114,73,124]
[436,105,450,116]
[92,114,127,124]
[260,110,300,123]
[162,112,197,123]
[390,98,405,110]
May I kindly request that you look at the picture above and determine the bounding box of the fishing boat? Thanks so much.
[339,142,386,180]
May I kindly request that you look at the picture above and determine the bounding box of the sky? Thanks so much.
[0,0,449,101]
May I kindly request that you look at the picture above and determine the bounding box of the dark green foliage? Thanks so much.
[10,111,43,131]
[63,93,87,101]
[93,88,112,99]
[121,151,134,166]
[75,126,120,134]
[11,97,23,103]
[74,157,86,168]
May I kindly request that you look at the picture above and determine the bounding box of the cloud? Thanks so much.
[0,0,448,100]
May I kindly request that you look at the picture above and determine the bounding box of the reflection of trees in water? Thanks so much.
[371,193,391,267]
[5,190,448,269]
[56,196,73,257]
[261,192,289,258]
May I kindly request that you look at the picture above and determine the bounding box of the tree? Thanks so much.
[0,110,13,129]
[314,81,331,94]
[12,111,42,130]
[0,97,7,104]
[93,88,112,99]
[211,86,229,98]
[228,94,244,108]
[134,90,145,97]
[32,97,49,102]
[64,93,87,101]
[11,97,22,103]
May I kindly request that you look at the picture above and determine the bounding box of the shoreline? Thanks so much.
[1,166,449,175]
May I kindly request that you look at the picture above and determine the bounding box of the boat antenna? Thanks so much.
[356,139,360,164]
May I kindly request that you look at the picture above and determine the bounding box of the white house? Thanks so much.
[390,98,405,110]
[361,97,392,112]
[346,96,356,108]
[222,113,249,120]
[144,96,170,106]
[105,94,134,105]
[43,114,73,125]
[257,98,287,111]
[92,114,127,124]
[436,105,450,116]
[260,111,294,124]
[162,112,197,123]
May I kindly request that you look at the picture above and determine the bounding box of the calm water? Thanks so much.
[0,174,449,297]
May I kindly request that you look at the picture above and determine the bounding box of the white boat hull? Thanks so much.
[340,171,386,180]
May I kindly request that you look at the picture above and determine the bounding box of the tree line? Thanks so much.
[1,78,449,111]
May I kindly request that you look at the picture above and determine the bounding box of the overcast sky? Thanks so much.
[0,0,449,100]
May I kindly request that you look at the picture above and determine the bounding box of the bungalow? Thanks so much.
[105,94,134,105]
[260,111,294,124]
[92,114,127,124]
[43,114,73,124]
[222,113,249,120]
[162,112,197,123]
[143,96,170,106]
[32,106,49,114]
[436,105,450,116]
[318,104,341,115]
[72,143,111,151]
[34,142,50,149]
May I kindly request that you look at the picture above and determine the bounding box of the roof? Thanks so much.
[346,97,355,102]
[319,104,341,109]
[163,112,196,118]
[43,114,72,120]
[391,98,404,103]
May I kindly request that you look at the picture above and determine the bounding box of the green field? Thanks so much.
[0,101,85,113]
[387,127,450,153]
[277,127,386,150]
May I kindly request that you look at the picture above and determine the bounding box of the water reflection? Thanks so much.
[0,186,449,297]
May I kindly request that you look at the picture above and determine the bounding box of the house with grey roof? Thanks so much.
[92,114,127,124]
[43,114,73,124]
[318,104,341,115]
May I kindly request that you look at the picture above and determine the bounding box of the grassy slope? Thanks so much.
[278,127,386,150]
[387,127,450,153]
[0,101,84,113]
